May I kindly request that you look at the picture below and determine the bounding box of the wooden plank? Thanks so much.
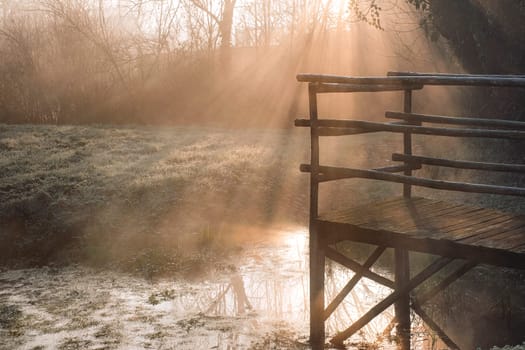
[446,215,521,241]
[324,199,479,238]
[413,205,486,227]
[301,165,525,197]
[485,233,525,252]
[512,243,525,252]
[360,202,473,236]
[392,153,525,173]
[324,197,431,223]
[320,197,416,222]
[321,198,525,248]
[397,207,489,237]
[472,226,525,250]
[396,203,474,230]
[429,210,512,239]
[436,217,513,243]
[386,111,525,130]
[374,200,465,225]
[323,198,448,229]
[321,198,525,263]
[458,219,525,243]
[297,73,525,88]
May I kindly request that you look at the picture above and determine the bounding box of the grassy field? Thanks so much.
[0,124,316,274]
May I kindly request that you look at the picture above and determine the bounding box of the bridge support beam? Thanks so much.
[395,248,411,350]
[310,223,325,349]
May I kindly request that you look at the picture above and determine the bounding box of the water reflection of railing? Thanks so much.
[197,230,400,346]
[325,262,395,341]
[160,229,445,349]
[206,270,253,315]
[203,231,310,321]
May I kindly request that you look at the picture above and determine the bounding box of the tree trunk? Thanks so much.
[219,0,235,69]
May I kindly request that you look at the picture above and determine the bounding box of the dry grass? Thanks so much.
[0,124,314,274]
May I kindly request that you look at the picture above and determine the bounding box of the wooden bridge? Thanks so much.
[295,72,525,349]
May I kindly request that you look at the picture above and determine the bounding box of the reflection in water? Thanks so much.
[200,229,309,324]
[0,228,441,349]
[193,228,438,349]
[190,228,398,348]
[206,269,253,315]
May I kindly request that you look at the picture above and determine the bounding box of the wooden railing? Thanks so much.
[295,72,525,201]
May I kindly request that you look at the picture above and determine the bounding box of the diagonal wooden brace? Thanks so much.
[411,302,460,349]
[330,257,452,346]
[416,261,477,305]
[409,261,477,350]
[379,260,477,349]
[326,247,394,289]
[324,246,387,320]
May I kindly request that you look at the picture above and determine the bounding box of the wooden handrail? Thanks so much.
[392,153,525,173]
[387,71,525,78]
[316,127,371,136]
[297,73,525,88]
[299,164,525,196]
[386,111,525,130]
[300,163,421,182]
[294,119,525,139]
[295,119,409,136]
[313,83,423,93]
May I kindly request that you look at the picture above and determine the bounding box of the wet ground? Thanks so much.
[0,227,435,350]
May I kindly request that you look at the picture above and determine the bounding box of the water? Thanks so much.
[0,227,439,349]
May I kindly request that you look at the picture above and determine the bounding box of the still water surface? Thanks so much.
[0,227,439,349]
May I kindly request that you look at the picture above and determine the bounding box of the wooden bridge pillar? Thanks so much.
[395,248,411,350]
[308,82,325,348]
[402,89,413,198]
[310,223,325,349]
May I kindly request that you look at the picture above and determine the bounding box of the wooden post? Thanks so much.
[394,249,411,350]
[403,89,413,198]
[308,83,325,349]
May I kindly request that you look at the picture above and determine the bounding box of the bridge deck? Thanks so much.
[318,197,525,270]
